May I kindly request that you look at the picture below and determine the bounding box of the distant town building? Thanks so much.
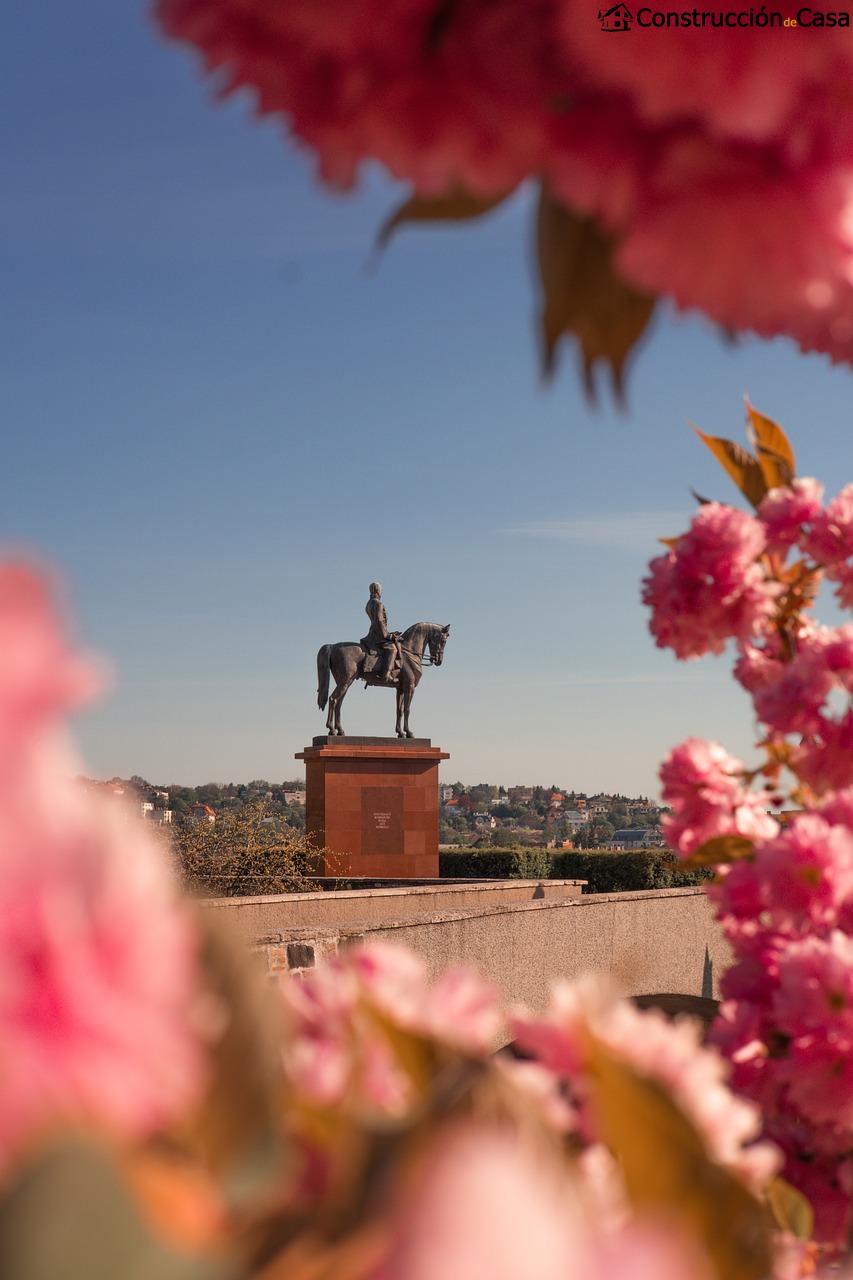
[563,810,589,829]
[609,827,666,850]
[190,802,216,825]
[283,790,306,806]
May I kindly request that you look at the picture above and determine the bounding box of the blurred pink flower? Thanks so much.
[791,708,853,794]
[762,816,853,930]
[382,1126,578,1280]
[0,563,101,770]
[555,0,853,146]
[759,479,825,554]
[280,941,502,1116]
[156,1,853,366]
[750,641,836,737]
[642,504,777,660]
[830,561,853,609]
[0,562,204,1171]
[659,738,778,857]
[382,1123,710,1280]
[513,976,778,1194]
[805,482,853,566]
[0,793,203,1164]
[156,0,561,197]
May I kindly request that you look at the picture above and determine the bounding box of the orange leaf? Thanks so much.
[376,189,512,251]
[745,401,796,490]
[535,187,656,403]
[692,428,768,508]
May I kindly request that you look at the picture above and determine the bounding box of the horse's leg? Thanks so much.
[404,682,414,738]
[395,685,404,738]
[335,674,356,736]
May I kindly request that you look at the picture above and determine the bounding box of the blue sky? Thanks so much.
[3,1,853,795]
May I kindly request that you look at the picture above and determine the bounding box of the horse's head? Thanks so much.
[427,624,450,667]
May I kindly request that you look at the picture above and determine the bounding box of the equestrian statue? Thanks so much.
[316,582,450,738]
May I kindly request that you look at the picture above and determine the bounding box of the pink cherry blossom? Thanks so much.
[0,562,101,770]
[658,738,778,857]
[280,941,503,1116]
[642,504,777,660]
[382,1125,580,1280]
[0,562,204,1171]
[0,765,203,1170]
[513,976,779,1193]
[555,0,853,147]
[759,815,853,931]
[155,0,562,197]
[791,708,853,794]
[805,483,853,567]
[382,1121,712,1280]
[749,635,837,736]
[830,560,853,610]
[774,931,853,1036]
[758,479,825,554]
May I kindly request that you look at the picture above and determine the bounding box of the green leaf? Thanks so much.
[692,428,768,508]
[684,834,755,868]
[377,189,512,251]
[0,1140,231,1280]
[583,1035,772,1280]
[745,401,796,490]
[766,1176,815,1241]
[535,187,656,403]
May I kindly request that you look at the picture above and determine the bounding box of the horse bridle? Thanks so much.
[401,629,444,667]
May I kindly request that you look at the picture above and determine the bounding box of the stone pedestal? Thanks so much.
[295,736,449,877]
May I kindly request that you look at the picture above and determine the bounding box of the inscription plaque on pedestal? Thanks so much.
[361,786,403,855]
[296,737,449,878]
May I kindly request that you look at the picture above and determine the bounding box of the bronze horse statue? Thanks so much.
[317,622,450,738]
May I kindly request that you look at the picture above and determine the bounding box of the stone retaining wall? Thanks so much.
[202,877,584,943]
[206,885,728,1016]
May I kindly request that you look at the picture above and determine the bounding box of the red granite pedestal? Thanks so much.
[295,737,449,877]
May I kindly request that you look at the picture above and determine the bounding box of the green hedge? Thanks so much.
[439,848,712,892]
[439,848,552,880]
[550,850,711,892]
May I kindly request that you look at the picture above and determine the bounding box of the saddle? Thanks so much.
[361,637,403,684]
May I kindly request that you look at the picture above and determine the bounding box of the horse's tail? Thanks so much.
[317,645,332,710]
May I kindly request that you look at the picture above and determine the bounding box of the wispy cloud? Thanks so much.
[503,510,689,551]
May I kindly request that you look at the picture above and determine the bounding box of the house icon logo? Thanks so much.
[598,2,633,29]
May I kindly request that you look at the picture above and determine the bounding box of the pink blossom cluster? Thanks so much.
[0,562,204,1173]
[759,479,853,610]
[647,478,853,795]
[710,797,853,1244]
[513,975,779,1195]
[156,0,853,364]
[279,940,504,1114]
[383,1123,712,1280]
[659,738,778,856]
[645,461,853,1245]
[642,504,778,660]
[280,950,773,1277]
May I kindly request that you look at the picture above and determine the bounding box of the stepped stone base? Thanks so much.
[295,737,449,878]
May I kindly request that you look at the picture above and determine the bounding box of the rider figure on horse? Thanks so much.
[361,582,403,683]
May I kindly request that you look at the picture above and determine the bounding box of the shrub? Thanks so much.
[549,850,712,893]
[439,847,552,880]
[173,800,329,896]
[439,847,712,892]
